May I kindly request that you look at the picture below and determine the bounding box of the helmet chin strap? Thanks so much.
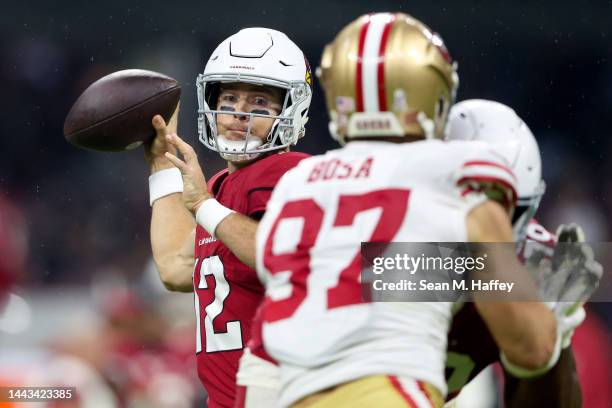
[217,133,263,162]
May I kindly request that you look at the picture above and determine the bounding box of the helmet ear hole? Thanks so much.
[435,96,442,120]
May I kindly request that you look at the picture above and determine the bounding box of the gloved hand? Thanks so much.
[553,223,603,304]
[553,223,602,347]
[525,223,602,348]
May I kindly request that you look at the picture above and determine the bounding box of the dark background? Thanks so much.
[1,0,611,312]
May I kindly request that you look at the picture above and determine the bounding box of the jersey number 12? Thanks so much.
[194,256,243,353]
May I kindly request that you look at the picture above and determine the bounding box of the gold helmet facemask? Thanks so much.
[317,12,459,144]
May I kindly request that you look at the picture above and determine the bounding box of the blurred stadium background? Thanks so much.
[1,0,610,406]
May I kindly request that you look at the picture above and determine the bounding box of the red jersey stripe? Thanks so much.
[462,160,516,181]
[457,175,517,210]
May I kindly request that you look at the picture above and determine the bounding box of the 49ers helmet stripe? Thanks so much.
[377,15,396,111]
[362,14,388,112]
[355,17,370,112]
[356,13,396,113]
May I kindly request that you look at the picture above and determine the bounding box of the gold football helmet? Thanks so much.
[317,12,458,143]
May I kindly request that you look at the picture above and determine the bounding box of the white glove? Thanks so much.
[525,223,602,348]
[553,223,603,303]
[553,224,602,347]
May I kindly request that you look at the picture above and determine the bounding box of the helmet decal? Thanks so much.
[304,57,313,87]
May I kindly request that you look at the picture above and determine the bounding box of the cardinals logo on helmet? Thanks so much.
[305,57,313,87]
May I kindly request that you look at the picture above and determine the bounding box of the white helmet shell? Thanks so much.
[197,28,312,162]
[445,99,546,241]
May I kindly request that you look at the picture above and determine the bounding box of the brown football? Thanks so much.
[63,69,181,152]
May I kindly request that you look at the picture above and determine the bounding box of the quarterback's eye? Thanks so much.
[219,93,238,104]
[252,96,271,107]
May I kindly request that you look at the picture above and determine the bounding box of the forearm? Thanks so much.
[212,212,258,269]
[504,347,582,408]
[471,243,558,369]
[145,111,194,291]
[151,193,195,292]
[476,300,557,369]
[466,201,559,370]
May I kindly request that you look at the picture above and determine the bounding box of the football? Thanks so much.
[63,69,181,152]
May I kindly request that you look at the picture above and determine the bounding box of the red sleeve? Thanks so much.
[246,152,309,217]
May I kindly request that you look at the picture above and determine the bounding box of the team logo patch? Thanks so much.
[305,69,312,86]
[304,57,313,86]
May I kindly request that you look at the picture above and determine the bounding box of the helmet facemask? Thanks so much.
[512,180,546,242]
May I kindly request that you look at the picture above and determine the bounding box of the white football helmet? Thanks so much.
[445,99,546,242]
[197,28,312,162]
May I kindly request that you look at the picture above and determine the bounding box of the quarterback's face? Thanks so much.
[215,83,284,142]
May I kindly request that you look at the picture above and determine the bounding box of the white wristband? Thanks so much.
[195,198,235,238]
[500,326,562,379]
[149,168,184,206]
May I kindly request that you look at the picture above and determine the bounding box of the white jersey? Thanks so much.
[255,140,516,407]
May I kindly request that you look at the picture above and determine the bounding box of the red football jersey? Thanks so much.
[193,152,308,408]
[446,219,556,400]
